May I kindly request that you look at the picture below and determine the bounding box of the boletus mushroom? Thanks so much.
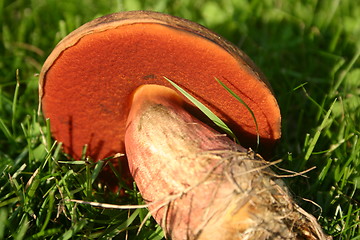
[39,11,331,240]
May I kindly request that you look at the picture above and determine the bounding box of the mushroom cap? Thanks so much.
[39,10,281,160]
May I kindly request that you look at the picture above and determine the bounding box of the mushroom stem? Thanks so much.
[125,84,331,240]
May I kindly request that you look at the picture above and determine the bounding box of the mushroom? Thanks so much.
[39,10,281,163]
[39,10,330,239]
[125,84,330,240]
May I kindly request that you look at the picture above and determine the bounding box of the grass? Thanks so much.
[1,0,359,239]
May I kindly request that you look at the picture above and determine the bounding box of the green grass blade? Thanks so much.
[29,228,63,239]
[214,77,260,148]
[304,99,337,162]
[12,69,20,134]
[14,215,29,240]
[39,190,55,232]
[58,219,87,240]
[91,160,104,184]
[332,48,360,97]
[165,77,236,140]
[85,159,92,197]
[26,168,40,199]
[45,118,52,150]
[0,208,8,239]
[0,196,20,208]
[99,209,140,239]
[0,117,13,141]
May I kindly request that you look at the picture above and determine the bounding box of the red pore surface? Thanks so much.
[41,16,280,161]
